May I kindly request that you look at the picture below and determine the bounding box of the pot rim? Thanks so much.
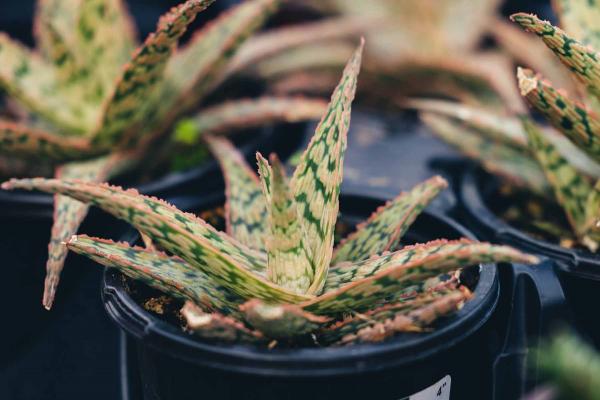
[460,166,600,278]
[102,193,499,377]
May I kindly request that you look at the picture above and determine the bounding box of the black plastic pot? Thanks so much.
[103,193,506,400]
[458,167,599,346]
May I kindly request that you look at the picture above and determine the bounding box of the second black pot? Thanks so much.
[458,167,600,347]
[103,193,504,400]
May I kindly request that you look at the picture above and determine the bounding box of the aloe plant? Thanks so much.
[0,0,331,309]
[2,42,538,345]
[408,2,600,252]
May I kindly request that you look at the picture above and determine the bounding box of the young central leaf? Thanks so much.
[263,154,313,294]
[290,38,364,295]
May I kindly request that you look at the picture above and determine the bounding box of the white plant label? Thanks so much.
[399,375,451,400]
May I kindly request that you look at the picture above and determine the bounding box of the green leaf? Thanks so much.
[0,33,91,133]
[66,235,244,315]
[522,116,599,248]
[240,299,330,338]
[553,0,600,51]
[256,152,273,203]
[319,288,456,344]
[511,13,600,99]
[1,178,313,304]
[291,39,364,295]
[90,0,215,149]
[421,112,552,196]
[43,152,137,310]
[182,301,264,343]
[205,135,268,251]
[173,97,327,145]
[332,176,448,264]
[306,239,538,314]
[332,289,470,345]
[0,120,96,162]
[518,67,600,164]
[263,154,313,294]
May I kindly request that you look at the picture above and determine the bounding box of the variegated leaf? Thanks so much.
[263,154,313,294]
[256,152,273,204]
[304,239,538,314]
[490,16,579,100]
[173,97,327,145]
[90,0,215,149]
[333,289,470,345]
[522,116,599,247]
[1,179,315,304]
[332,176,448,264]
[204,135,268,251]
[182,301,264,342]
[66,235,244,315]
[34,0,137,104]
[240,299,330,338]
[421,112,552,196]
[291,39,363,295]
[511,13,600,99]
[553,0,600,51]
[0,120,96,162]
[131,0,280,150]
[518,67,600,164]
[226,16,371,77]
[319,288,458,344]
[0,33,91,133]
[43,152,138,309]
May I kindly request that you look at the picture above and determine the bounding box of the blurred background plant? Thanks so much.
[523,332,600,400]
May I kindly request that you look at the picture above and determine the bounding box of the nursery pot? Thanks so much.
[103,194,503,400]
[458,167,600,346]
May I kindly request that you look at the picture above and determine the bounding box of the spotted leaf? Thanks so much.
[182,301,264,343]
[320,287,462,345]
[333,289,470,345]
[518,68,600,165]
[205,135,268,251]
[332,176,448,264]
[291,39,363,295]
[67,235,244,315]
[43,152,138,310]
[511,13,600,99]
[90,0,215,149]
[1,179,315,304]
[137,0,280,148]
[240,299,330,338]
[522,116,599,249]
[305,240,538,314]
[0,33,90,133]
[0,120,96,162]
[421,112,552,196]
[263,154,313,294]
